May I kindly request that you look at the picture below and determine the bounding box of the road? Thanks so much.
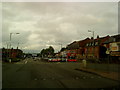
[2,58,120,88]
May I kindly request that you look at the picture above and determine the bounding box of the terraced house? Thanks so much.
[64,34,120,62]
[66,38,90,60]
[84,35,110,61]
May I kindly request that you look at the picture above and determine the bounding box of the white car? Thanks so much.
[48,58,52,62]
[48,58,60,62]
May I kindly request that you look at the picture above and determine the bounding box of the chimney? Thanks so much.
[91,37,93,39]
[97,35,99,39]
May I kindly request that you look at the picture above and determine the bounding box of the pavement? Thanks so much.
[76,63,120,81]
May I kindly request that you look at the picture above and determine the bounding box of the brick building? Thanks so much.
[66,38,90,60]
[84,35,110,60]
[2,48,23,62]
[103,34,120,62]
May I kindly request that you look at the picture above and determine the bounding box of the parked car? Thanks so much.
[67,57,77,62]
[48,58,52,62]
[48,58,61,62]
[61,58,67,62]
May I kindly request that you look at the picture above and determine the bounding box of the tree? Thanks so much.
[40,46,55,58]
[48,46,54,56]
[40,49,46,57]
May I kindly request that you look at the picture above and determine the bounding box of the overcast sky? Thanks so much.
[2,2,118,53]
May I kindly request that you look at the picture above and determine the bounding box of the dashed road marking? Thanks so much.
[98,76,101,78]
[75,77,79,80]
[52,77,55,80]
[34,78,38,80]
[91,76,94,78]
[83,77,86,79]
[42,78,46,80]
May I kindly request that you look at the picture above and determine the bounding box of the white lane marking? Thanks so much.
[34,78,38,80]
[52,77,55,80]
[25,61,28,64]
[42,78,46,80]
[83,77,86,79]
[91,76,94,78]
[98,76,101,78]
[75,77,79,80]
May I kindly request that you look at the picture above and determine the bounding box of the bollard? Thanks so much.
[82,59,86,68]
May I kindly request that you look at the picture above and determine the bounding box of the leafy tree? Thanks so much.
[40,46,55,58]
[48,46,54,55]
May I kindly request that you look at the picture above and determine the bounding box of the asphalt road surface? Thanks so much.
[2,58,120,89]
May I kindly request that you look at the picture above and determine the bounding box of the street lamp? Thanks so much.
[9,33,20,62]
[88,30,97,70]
[58,43,62,59]
[88,30,95,58]
[88,30,94,40]
[58,43,62,51]
[9,33,20,49]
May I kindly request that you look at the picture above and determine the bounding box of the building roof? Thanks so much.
[2,48,23,53]
[66,41,79,50]
[66,38,90,49]
[78,38,90,47]
[104,34,120,44]
[111,34,120,42]
[85,35,110,46]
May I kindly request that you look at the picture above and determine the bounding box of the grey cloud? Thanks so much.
[2,2,118,53]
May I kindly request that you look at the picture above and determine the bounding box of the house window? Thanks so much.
[86,44,88,46]
[87,43,89,46]
[90,43,92,46]
[92,42,94,46]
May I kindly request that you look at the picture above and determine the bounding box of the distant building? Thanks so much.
[2,48,23,62]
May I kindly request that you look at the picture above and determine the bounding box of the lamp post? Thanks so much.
[88,30,96,70]
[88,30,95,58]
[59,43,62,51]
[88,30,94,40]
[9,33,20,49]
[58,43,62,59]
[9,33,20,62]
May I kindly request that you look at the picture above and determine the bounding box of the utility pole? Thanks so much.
[59,43,62,51]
